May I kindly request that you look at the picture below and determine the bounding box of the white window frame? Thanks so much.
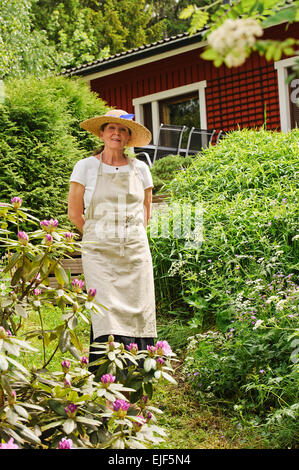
[274,56,298,132]
[133,81,207,144]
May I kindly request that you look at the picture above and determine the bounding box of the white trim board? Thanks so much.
[274,56,298,132]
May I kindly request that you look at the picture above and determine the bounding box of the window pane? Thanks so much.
[143,102,153,144]
[159,93,200,147]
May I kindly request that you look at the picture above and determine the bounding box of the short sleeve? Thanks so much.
[135,160,154,189]
[69,159,87,187]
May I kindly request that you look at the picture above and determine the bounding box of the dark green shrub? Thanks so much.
[0,76,107,227]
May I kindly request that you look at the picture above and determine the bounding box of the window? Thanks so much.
[159,93,201,147]
[133,81,207,145]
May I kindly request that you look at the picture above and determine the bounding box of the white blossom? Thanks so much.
[208,18,263,67]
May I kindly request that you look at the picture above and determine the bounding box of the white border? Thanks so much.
[133,81,207,144]
[274,56,297,132]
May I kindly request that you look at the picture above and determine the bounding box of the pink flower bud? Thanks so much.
[80,356,88,366]
[87,288,97,301]
[71,278,84,293]
[18,231,28,246]
[126,343,138,354]
[64,232,75,242]
[40,218,58,233]
[113,399,130,417]
[61,359,71,372]
[11,197,23,209]
[64,403,78,418]
[100,373,116,387]
[45,234,53,246]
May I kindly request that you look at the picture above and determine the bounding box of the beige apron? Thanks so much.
[81,154,157,339]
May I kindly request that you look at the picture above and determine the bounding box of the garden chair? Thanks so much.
[216,130,228,144]
[184,127,216,156]
[152,124,188,164]
[135,151,152,167]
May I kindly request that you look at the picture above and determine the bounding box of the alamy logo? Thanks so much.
[290,338,299,364]
[92,198,204,249]
[290,78,299,105]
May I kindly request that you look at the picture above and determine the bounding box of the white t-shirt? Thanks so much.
[69,155,154,212]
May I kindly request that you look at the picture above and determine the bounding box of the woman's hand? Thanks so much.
[68,182,85,233]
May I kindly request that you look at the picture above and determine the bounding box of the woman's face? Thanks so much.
[100,122,131,150]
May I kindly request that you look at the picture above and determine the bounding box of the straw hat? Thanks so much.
[80,109,152,147]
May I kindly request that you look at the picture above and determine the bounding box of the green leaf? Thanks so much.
[63,418,76,434]
[15,303,28,318]
[161,371,178,385]
[179,5,196,20]
[54,264,68,286]
[48,399,67,416]
[11,266,23,286]
[41,419,65,432]
[59,329,71,353]
[262,6,298,28]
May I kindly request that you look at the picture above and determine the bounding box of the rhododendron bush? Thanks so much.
[0,200,176,449]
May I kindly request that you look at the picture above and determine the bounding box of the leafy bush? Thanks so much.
[0,200,177,449]
[150,154,194,194]
[149,129,298,330]
[148,128,299,448]
[0,75,107,228]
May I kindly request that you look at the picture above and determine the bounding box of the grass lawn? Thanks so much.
[151,360,268,449]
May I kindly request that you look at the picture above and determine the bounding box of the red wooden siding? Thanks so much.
[90,23,298,133]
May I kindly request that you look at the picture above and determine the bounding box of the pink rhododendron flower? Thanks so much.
[113,399,130,417]
[0,438,19,449]
[101,373,116,386]
[156,357,165,369]
[64,232,75,242]
[155,340,172,356]
[40,218,58,233]
[45,234,53,246]
[72,278,84,293]
[147,345,156,357]
[80,356,88,366]
[58,438,72,449]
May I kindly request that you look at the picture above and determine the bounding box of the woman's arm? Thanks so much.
[68,182,85,233]
[143,187,153,226]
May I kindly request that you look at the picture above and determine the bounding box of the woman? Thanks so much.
[68,109,157,375]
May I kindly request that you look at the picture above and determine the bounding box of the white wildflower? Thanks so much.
[253,319,264,330]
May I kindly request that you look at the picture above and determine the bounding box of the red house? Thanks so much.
[64,22,299,147]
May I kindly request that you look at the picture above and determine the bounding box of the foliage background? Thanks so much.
[0,76,107,226]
